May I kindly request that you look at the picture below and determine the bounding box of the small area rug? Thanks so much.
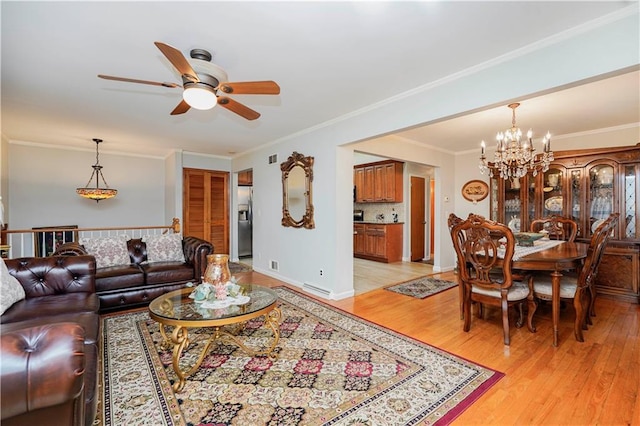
[229,261,252,274]
[96,286,501,425]
[385,276,458,299]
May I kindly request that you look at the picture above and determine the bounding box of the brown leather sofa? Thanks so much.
[55,236,213,312]
[1,255,100,426]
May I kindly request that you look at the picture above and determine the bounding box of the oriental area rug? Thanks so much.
[385,276,458,299]
[96,287,501,426]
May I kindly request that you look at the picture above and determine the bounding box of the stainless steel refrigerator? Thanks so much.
[238,187,252,257]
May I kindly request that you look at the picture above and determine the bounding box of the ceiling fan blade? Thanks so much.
[218,81,280,95]
[154,41,199,83]
[98,74,180,88]
[218,97,260,120]
[170,100,191,115]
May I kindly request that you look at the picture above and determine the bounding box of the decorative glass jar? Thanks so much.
[203,254,231,286]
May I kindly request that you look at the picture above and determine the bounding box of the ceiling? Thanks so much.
[2,2,638,159]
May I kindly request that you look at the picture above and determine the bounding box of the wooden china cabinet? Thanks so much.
[490,143,640,303]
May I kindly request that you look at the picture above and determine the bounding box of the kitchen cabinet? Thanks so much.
[183,168,229,254]
[238,170,253,186]
[353,223,403,263]
[354,160,403,203]
[354,223,366,255]
[490,143,640,303]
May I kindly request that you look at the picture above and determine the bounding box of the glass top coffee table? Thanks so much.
[148,284,281,392]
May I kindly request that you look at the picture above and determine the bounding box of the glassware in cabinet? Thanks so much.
[542,167,565,217]
[588,164,615,235]
[624,165,637,239]
[570,170,583,237]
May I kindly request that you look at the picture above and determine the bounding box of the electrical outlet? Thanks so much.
[320,269,324,276]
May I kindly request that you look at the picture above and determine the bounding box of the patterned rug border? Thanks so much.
[384,276,458,299]
[279,285,503,425]
[98,286,503,425]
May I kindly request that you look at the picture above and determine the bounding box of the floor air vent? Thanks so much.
[303,282,331,297]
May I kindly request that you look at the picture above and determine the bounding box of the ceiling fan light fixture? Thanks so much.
[183,85,217,110]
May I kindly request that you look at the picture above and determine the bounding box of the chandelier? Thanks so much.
[479,103,553,179]
[76,138,118,202]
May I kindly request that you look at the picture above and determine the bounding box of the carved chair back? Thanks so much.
[451,213,516,292]
[579,213,619,290]
[530,215,578,242]
[451,213,532,345]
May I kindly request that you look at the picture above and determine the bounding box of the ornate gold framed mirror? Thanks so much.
[281,152,314,229]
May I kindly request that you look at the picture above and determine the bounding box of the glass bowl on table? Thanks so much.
[513,232,545,247]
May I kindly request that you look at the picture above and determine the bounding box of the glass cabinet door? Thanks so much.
[525,175,538,231]
[624,165,637,240]
[504,177,522,231]
[569,170,584,238]
[490,176,499,222]
[542,167,565,217]
[588,164,615,236]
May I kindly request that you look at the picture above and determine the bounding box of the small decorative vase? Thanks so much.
[203,254,231,286]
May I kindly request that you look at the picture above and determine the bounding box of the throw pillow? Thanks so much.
[1,258,26,315]
[142,233,185,263]
[79,235,131,269]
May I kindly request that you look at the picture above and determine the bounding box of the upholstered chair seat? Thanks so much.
[471,280,532,300]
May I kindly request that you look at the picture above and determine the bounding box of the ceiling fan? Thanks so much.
[98,42,280,120]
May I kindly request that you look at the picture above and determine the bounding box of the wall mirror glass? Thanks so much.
[281,152,315,229]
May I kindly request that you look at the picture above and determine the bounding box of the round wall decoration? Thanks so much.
[461,180,489,203]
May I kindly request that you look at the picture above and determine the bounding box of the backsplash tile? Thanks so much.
[354,202,404,222]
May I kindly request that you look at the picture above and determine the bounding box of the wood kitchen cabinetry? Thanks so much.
[183,168,229,254]
[238,170,253,186]
[490,144,640,303]
[354,160,403,203]
[353,223,403,263]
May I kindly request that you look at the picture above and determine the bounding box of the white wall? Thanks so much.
[7,142,165,229]
[0,135,8,225]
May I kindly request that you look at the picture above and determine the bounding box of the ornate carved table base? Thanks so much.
[160,307,282,392]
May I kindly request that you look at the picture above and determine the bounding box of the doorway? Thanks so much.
[410,176,426,261]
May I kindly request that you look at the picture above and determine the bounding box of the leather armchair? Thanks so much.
[1,323,87,426]
[1,256,99,426]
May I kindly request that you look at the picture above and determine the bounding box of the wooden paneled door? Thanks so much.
[183,168,229,254]
[410,176,426,261]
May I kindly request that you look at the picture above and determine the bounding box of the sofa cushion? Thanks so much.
[1,258,26,315]
[142,233,185,263]
[96,265,145,292]
[79,235,131,269]
[141,261,194,285]
[0,292,100,326]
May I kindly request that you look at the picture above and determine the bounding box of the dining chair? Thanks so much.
[450,213,535,345]
[527,213,619,342]
[448,213,466,320]
[530,215,578,242]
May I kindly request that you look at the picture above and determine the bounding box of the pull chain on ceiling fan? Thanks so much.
[98,42,280,120]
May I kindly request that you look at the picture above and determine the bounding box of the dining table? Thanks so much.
[510,240,589,347]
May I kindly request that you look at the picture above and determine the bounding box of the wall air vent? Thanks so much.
[270,260,279,271]
[268,154,278,164]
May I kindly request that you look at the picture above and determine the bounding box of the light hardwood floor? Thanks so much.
[234,267,640,425]
[353,258,434,294]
